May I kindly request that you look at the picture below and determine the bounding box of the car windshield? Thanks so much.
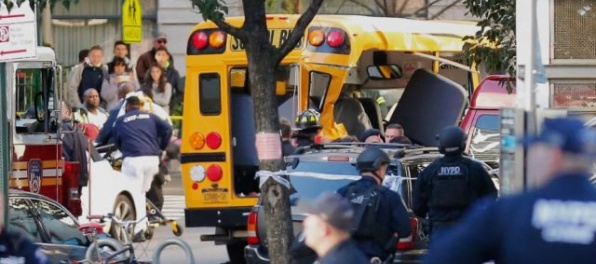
[288,161,359,201]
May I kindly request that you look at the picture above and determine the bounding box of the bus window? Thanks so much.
[309,72,331,110]
[199,73,221,115]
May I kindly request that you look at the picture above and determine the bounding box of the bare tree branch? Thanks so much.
[345,0,380,16]
[211,18,248,40]
[273,0,324,64]
[334,0,350,14]
[411,0,444,16]
[429,0,461,19]
[395,0,411,17]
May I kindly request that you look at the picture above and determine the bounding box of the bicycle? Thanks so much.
[82,213,195,264]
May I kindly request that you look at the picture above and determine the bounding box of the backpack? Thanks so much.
[342,183,393,248]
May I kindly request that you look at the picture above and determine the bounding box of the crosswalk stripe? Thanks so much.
[159,195,185,220]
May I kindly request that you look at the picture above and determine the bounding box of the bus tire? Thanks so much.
[227,242,247,264]
[85,237,125,261]
[152,238,195,264]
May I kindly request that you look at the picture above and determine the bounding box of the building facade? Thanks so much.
[48,0,473,77]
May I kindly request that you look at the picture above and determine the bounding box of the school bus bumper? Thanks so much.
[184,207,251,229]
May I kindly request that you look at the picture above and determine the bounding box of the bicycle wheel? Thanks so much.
[85,237,126,262]
[151,238,195,264]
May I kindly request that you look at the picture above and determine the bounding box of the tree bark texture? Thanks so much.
[243,1,293,264]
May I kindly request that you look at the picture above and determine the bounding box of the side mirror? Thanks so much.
[366,64,403,80]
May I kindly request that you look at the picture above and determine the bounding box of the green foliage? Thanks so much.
[463,0,516,92]
[1,0,78,13]
[265,0,299,14]
[190,0,229,21]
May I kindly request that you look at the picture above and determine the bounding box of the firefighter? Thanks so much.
[412,125,497,245]
[0,193,48,264]
[424,117,596,264]
[293,109,322,149]
[336,147,411,262]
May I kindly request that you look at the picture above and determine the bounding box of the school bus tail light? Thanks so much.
[326,31,344,48]
[188,29,228,55]
[308,30,325,46]
[209,31,226,49]
[192,31,209,50]
[206,164,223,182]
[190,132,206,150]
[206,132,222,149]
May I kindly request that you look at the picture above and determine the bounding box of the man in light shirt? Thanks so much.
[81,88,109,130]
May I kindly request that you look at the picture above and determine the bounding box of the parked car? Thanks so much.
[244,144,499,264]
[7,189,117,264]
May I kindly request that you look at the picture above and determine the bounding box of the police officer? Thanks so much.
[337,147,411,262]
[423,117,596,264]
[293,109,322,149]
[300,192,369,264]
[0,193,48,264]
[412,125,497,245]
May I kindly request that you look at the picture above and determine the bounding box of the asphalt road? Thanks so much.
[135,164,231,264]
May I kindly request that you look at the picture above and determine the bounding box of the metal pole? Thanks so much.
[523,0,538,190]
[0,63,9,226]
[525,0,538,136]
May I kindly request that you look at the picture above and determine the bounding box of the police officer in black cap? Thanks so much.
[293,109,322,150]
[413,125,497,245]
[424,117,596,264]
[336,147,411,262]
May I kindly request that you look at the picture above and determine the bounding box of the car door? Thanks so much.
[28,198,88,262]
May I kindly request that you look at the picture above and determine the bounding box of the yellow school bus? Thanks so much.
[181,15,307,261]
[182,14,483,260]
[298,16,485,143]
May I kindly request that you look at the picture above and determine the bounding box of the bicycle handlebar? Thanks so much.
[87,213,147,227]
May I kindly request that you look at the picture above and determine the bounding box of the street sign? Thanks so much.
[0,0,37,62]
[122,0,142,43]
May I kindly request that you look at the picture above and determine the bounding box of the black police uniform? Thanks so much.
[412,126,497,243]
[423,173,596,264]
[318,239,370,264]
[0,229,47,264]
[412,155,497,228]
[337,177,411,260]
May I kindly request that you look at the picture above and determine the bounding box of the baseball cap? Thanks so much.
[520,117,596,157]
[155,32,167,40]
[297,193,354,231]
[360,128,382,142]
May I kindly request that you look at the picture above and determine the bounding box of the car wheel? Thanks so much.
[111,194,136,243]
[226,242,247,264]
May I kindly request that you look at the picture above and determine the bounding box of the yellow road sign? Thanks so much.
[122,0,142,43]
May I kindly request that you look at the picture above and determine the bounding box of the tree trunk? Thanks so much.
[244,2,294,263]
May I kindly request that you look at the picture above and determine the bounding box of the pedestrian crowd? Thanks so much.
[60,32,181,242]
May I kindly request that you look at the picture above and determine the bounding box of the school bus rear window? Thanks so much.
[199,73,221,115]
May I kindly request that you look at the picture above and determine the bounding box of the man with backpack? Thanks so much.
[412,125,498,246]
[67,45,109,110]
[337,147,412,263]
